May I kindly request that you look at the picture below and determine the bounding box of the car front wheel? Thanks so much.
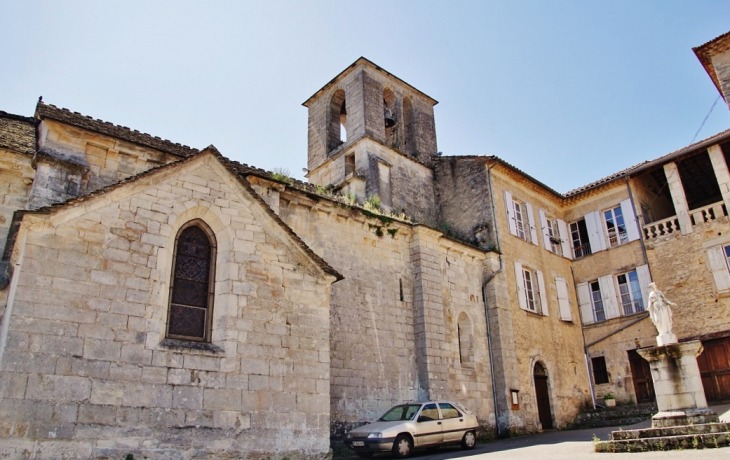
[392,434,413,458]
[461,431,476,450]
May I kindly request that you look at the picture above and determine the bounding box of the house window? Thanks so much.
[590,281,605,323]
[604,206,628,248]
[592,356,609,385]
[167,222,216,342]
[570,219,591,258]
[617,271,644,315]
[522,268,542,314]
[546,218,561,254]
[513,200,529,242]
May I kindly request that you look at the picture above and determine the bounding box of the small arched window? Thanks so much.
[327,89,347,153]
[457,312,474,367]
[167,221,216,342]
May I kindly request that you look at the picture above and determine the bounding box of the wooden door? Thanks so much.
[628,349,655,404]
[534,363,553,429]
[697,338,730,403]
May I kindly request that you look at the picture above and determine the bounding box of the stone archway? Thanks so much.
[534,362,553,429]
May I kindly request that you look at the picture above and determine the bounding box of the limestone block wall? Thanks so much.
[644,217,730,340]
[0,148,34,254]
[491,169,591,432]
[0,154,333,460]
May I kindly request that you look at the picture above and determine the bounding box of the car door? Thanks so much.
[438,403,466,442]
[414,403,443,447]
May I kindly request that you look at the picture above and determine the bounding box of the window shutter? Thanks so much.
[557,219,571,259]
[514,262,527,310]
[585,211,607,253]
[525,202,539,246]
[599,275,620,319]
[538,209,551,251]
[707,246,730,293]
[577,282,593,324]
[621,199,640,242]
[635,264,652,307]
[555,277,572,321]
[536,270,549,316]
[504,191,517,236]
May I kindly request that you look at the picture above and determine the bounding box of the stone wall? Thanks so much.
[0,153,334,459]
[0,148,33,255]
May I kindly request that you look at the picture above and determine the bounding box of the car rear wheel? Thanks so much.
[355,452,374,458]
[461,431,476,450]
[392,434,413,458]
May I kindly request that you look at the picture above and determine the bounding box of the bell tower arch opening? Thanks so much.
[327,89,347,154]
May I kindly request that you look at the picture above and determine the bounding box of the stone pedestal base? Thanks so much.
[637,341,712,428]
[652,408,719,428]
[656,333,677,346]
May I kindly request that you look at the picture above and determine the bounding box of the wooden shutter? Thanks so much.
[536,270,548,316]
[577,282,593,324]
[635,264,652,308]
[557,219,571,259]
[538,209,551,251]
[555,277,572,321]
[585,211,607,253]
[514,262,527,310]
[599,275,620,319]
[505,191,517,236]
[621,199,640,242]
[708,246,730,293]
[525,202,539,246]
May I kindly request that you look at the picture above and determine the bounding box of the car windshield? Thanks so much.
[378,404,422,421]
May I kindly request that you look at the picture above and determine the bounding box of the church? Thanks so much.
[0,30,729,460]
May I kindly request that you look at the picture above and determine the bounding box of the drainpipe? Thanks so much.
[0,229,27,376]
[571,265,597,410]
[625,175,650,270]
[483,160,504,437]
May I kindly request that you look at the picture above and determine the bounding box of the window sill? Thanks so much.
[159,338,224,354]
[525,310,545,318]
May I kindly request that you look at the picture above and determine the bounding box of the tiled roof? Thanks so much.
[12,147,343,281]
[0,111,37,156]
[693,31,730,99]
[35,102,198,158]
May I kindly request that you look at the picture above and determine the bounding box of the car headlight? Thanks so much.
[367,433,382,439]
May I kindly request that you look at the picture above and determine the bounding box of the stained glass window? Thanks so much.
[167,224,215,341]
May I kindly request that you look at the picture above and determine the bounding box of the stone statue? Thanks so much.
[647,283,678,345]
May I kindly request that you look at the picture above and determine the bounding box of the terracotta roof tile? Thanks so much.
[35,102,198,158]
[0,111,37,156]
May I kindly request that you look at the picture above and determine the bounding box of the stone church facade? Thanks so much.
[0,31,729,460]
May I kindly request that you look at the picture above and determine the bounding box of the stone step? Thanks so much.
[610,422,730,440]
[595,431,730,453]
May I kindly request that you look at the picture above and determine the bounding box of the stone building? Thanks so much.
[0,32,729,460]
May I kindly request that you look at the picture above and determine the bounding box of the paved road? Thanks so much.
[346,404,730,460]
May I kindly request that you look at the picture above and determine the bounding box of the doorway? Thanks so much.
[628,349,655,403]
[533,362,553,429]
[697,337,730,402]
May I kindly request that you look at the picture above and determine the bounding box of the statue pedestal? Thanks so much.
[656,332,677,346]
[637,341,719,428]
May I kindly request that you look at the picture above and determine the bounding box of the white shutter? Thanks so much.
[536,270,549,316]
[525,202,539,246]
[585,211,607,253]
[504,191,517,236]
[621,199,640,242]
[708,246,730,293]
[539,209,551,251]
[577,282,593,325]
[557,219,571,259]
[555,277,572,321]
[635,264,652,309]
[599,275,620,319]
[514,262,527,310]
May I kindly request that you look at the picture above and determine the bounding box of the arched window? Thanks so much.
[457,312,474,367]
[327,89,347,153]
[383,88,398,148]
[167,221,216,342]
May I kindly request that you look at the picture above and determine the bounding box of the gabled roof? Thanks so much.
[302,57,438,107]
[35,102,198,158]
[693,30,730,100]
[8,147,342,281]
[0,110,37,156]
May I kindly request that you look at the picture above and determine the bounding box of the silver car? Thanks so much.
[343,401,479,458]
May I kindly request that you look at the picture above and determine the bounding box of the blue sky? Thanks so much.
[1,1,729,192]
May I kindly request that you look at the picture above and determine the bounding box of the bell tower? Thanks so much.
[302,57,438,222]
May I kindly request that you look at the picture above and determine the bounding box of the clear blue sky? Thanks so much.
[1,1,729,193]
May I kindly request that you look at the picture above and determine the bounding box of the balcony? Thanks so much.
[643,200,728,241]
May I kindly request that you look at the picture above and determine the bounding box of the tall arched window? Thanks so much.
[167,221,216,342]
[383,88,398,148]
[327,89,347,153]
[457,312,474,367]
